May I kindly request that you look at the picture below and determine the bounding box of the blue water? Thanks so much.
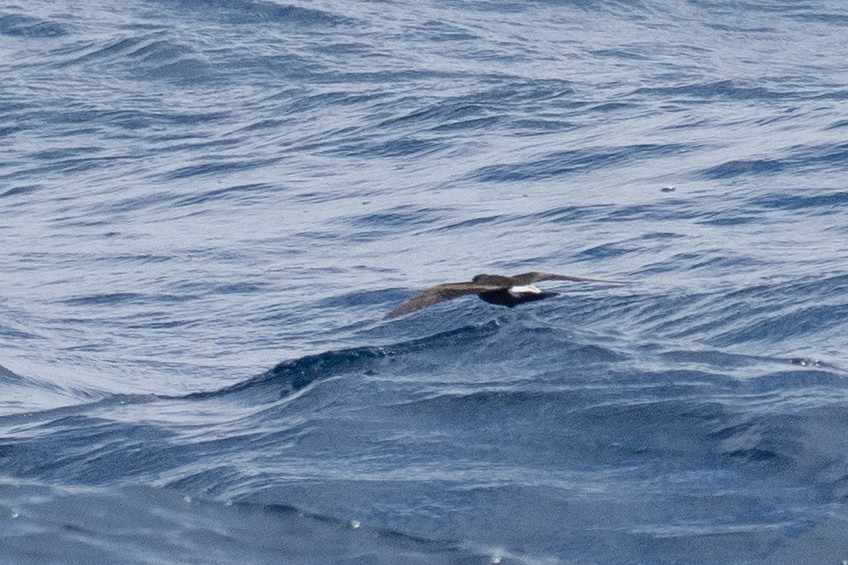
[2,1,848,563]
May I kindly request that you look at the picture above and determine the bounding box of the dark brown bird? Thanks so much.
[385,272,624,319]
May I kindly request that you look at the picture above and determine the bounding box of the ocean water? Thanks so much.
[2,0,848,563]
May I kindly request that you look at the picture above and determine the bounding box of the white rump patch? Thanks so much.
[508,284,541,296]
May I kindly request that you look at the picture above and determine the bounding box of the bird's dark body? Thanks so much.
[478,289,558,307]
[384,271,625,319]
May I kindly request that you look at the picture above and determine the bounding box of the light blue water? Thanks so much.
[2,1,848,563]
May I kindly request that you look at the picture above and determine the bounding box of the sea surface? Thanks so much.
[2,1,848,563]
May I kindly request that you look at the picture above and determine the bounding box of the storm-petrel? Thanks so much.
[385,272,624,319]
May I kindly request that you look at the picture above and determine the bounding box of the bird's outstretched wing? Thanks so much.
[384,283,502,319]
[510,272,628,285]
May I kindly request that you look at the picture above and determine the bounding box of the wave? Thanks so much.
[0,362,90,417]
[2,315,848,562]
[185,321,503,403]
[0,14,68,38]
[165,0,350,27]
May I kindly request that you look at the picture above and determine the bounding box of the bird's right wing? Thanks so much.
[510,272,628,285]
[384,283,501,319]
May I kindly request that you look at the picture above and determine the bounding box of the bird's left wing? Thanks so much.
[384,282,501,319]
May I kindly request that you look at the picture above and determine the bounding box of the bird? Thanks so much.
[385,271,625,319]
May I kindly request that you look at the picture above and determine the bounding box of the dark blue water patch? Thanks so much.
[791,10,848,25]
[697,141,848,181]
[365,80,574,138]
[350,137,443,158]
[788,273,848,296]
[704,22,776,34]
[123,317,202,331]
[699,158,786,179]
[429,115,499,133]
[275,91,388,126]
[0,14,68,38]
[146,137,243,158]
[344,206,451,228]
[123,37,191,63]
[172,182,277,208]
[0,364,33,385]
[508,117,577,135]
[91,253,174,265]
[710,413,808,470]
[159,0,351,27]
[600,201,704,223]
[61,292,195,307]
[314,40,379,58]
[412,19,481,42]
[641,231,686,241]
[483,77,575,104]
[747,368,848,391]
[62,293,147,307]
[587,101,636,113]
[632,80,787,102]
[0,185,41,199]
[652,348,840,376]
[708,303,848,347]
[0,394,157,427]
[215,52,327,82]
[590,48,650,61]
[533,204,607,224]
[427,214,507,233]
[231,117,287,134]
[0,123,26,138]
[319,288,401,310]
[472,143,688,183]
[138,57,216,85]
[574,241,641,260]
[161,157,281,181]
[0,321,42,341]
[185,346,390,403]
[695,213,760,227]
[214,282,269,295]
[30,147,105,162]
[48,35,218,85]
[54,36,177,68]
[0,414,178,483]
[0,483,505,565]
[791,141,848,172]
[751,190,848,213]
[635,274,848,348]
[9,144,127,176]
[34,107,227,132]
[341,206,452,231]
[325,67,469,87]
[376,101,489,132]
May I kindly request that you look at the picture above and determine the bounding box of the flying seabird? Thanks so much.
[385,271,624,319]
